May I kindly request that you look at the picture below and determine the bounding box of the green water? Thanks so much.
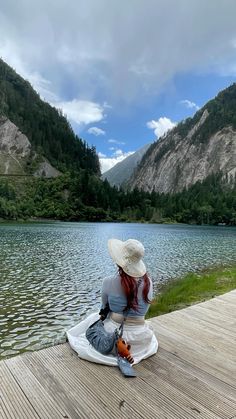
[0,222,236,358]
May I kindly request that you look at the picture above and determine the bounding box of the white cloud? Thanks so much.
[147,117,176,138]
[0,40,106,128]
[55,99,105,126]
[1,1,236,103]
[180,99,200,111]
[0,40,59,102]
[108,139,125,145]
[113,149,124,157]
[98,152,106,158]
[87,126,106,136]
[99,150,135,173]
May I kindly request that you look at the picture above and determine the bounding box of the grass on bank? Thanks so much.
[147,264,236,318]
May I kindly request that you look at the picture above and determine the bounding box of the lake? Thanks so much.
[0,222,236,359]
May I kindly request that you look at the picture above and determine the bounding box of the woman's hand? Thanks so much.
[99,303,110,321]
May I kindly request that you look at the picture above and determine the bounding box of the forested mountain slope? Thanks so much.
[0,58,99,174]
[0,59,235,225]
[129,84,236,193]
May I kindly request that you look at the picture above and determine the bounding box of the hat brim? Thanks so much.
[108,239,146,278]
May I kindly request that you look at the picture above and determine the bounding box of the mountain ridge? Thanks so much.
[129,83,236,193]
[0,116,61,177]
[102,143,151,187]
[0,58,99,175]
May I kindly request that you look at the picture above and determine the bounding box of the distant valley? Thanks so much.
[102,143,151,187]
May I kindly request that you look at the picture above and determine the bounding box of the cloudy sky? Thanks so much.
[1,0,236,172]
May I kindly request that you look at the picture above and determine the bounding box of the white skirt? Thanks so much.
[67,312,158,366]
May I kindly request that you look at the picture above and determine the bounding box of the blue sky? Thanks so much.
[0,0,236,172]
[85,72,236,170]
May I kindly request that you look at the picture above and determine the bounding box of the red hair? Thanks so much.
[118,266,151,311]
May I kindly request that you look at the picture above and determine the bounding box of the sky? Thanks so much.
[1,0,236,173]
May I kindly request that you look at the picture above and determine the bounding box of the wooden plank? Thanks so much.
[196,298,236,314]
[47,344,220,419]
[154,308,235,349]
[20,353,95,419]
[183,305,236,334]
[1,290,236,419]
[5,356,73,419]
[195,305,236,325]
[141,349,236,418]
[30,344,186,419]
[136,367,222,419]
[0,361,39,419]
[176,310,236,338]
[0,397,14,419]
[215,290,236,303]
[159,300,235,323]
[152,318,236,378]
[196,298,236,316]
[157,347,236,403]
[179,310,236,338]
[151,321,236,387]
[156,311,236,359]
[21,348,140,419]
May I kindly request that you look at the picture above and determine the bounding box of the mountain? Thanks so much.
[0,58,235,225]
[0,58,100,175]
[102,143,151,187]
[0,116,61,177]
[128,84,236,193]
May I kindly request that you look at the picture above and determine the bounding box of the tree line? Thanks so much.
[0,171,235,225]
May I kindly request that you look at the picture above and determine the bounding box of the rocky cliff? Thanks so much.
[0,58,100,175]
[0,116,60,177]
[129,84,236,193]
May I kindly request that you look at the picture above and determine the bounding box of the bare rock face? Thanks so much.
[0,117,31,157]
[129,110,236,193]
[0,116,60,178]
[34,160,61,178]
[186,109,209,140]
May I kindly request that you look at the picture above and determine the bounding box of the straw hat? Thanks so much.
[108,238,146,278]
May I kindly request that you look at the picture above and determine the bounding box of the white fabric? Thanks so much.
[67,312,158,365]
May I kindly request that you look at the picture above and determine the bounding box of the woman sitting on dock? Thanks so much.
[67,238,158,365]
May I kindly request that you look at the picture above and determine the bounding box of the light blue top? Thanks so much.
[101,274,153,317]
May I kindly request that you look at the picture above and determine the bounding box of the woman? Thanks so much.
[67,238,158,365]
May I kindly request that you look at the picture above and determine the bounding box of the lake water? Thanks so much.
[0,222,236,359]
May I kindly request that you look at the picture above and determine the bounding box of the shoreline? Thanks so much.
[147,264,236,318]
[0,217,234,227]
[1,262,235,361]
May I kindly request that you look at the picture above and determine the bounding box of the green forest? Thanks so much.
[0,171,235,225]
[140,82,236,170]
[0,58,236,226]
[0,58,100,174]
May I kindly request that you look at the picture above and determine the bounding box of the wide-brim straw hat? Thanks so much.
[108,238,146,278]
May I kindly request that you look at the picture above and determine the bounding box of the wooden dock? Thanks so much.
[1,290,236,419]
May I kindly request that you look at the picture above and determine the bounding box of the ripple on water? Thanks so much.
[0,222,236,359]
